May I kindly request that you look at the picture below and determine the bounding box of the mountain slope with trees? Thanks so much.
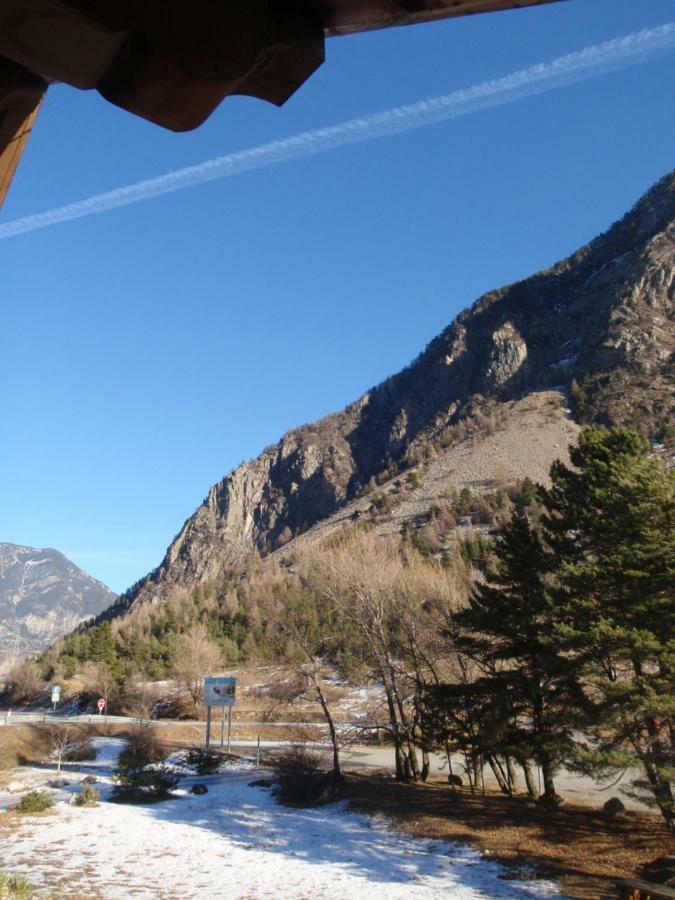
[104,169,674,618]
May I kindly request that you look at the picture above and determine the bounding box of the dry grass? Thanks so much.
[345,773,673,900]
[0,724,99,775]
[0,726,52,774]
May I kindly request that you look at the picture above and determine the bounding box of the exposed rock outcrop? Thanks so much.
[483,321,528,390]
[105,171,675,617]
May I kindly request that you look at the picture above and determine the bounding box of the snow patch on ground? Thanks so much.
[85,736,127,770]
[1,757,563,899]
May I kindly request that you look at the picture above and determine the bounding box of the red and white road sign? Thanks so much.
[97,698,106,711]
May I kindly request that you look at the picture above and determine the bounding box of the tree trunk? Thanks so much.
[486,754,510,795]
[407,741,421,781]
[472,756,482,794]
[465,752,475,793]
[540,756,558,807]
[378,665,405,780]
[445,740,455,780]
[312,675,342,779]
[421,747,430,782]
[394,742,404,781]
[522,760,538,800]
[640,750,675,833]
[385,652,420,782]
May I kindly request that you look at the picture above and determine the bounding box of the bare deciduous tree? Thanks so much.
[82,661,117,714]
[8,659,42,703]
[47,726,84,772]
[276,594,345,783]
[301,532,422,780]
[171,625,223,715]
[297,528,473,783]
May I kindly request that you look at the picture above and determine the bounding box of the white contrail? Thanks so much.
[2,22,674,241]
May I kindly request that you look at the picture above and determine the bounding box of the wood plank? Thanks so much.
[0,60,45,209]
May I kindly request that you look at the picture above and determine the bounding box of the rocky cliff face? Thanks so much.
[0,544,117,659]
[110,171,674,616]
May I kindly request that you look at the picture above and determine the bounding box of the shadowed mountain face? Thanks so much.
[108,171,674,617]
[0,543,117,658]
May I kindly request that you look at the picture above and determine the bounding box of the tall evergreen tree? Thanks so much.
[430,510,582,805]
[541,427,675,830]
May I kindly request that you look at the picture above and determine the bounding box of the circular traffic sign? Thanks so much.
[97,698,106,711]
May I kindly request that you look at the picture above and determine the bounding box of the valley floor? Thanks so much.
[0,738,563,899]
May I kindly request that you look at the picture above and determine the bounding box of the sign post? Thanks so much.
[97,697,106,716]
[51,685,61,711]
[203,677,236,751]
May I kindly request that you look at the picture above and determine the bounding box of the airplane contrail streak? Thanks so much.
[1,22,674,241]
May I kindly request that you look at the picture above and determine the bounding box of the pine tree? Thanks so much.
[87,622,120,674]
[541,427,675,830]
[432,510,582,805]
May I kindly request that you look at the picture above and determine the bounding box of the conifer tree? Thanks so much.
[451,510,582,805]
[541,427,674,830]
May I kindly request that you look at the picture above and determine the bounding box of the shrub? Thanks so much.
[6,661,43,704]
[457,487,473,516]
[15,791,53,814]
[65,737,96,763]
[117,723,165,771]
[154,692,195,720]
[185,747,223,775]
[111,764,179,804]
[271,744,334,806]
[0,872,32,898]
[72,784,99,807]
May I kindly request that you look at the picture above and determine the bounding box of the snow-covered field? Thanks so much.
[1,739,563,899]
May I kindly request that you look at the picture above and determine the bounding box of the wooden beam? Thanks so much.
[317,0,567,37]
[0,58,46,209]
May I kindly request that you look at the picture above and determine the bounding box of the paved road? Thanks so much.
[1,710,346,729]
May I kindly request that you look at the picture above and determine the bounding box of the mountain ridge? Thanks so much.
[105,170,674,619]
[0,542,117,662]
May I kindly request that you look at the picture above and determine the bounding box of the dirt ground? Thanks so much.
[345,773,674,900]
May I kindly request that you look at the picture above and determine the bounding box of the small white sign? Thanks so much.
[51,685,61,703]
[204,676,236,708]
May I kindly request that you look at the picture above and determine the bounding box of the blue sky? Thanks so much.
[2,0,674,593]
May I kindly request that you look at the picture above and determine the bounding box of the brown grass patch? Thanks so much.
[345,773,673,900]
[0,725,52,772]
